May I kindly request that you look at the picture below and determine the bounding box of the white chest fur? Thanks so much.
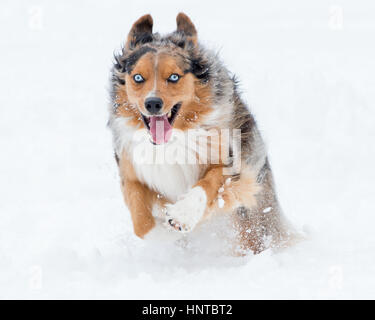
[128,127,202,202]
[111,117,207,202]
[133,162,200,202]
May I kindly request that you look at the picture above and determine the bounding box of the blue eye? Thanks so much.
[133,74,144,83]
[168,74,180,83]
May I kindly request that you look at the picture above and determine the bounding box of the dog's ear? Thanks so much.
[176,13,197,45]
[126,14,153,49]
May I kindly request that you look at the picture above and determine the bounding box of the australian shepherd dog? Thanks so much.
[108,13,296,254]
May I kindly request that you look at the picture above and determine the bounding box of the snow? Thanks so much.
[263,207,273,214]
[217,197,225,209]
[1,0,375,299]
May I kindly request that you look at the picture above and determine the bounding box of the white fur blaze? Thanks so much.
[165,186,207,233]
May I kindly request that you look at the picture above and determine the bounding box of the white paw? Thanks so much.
[165,187,207,233]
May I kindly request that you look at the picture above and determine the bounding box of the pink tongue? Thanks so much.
[149,115,172,144]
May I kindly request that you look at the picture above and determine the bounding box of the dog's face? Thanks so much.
[114,13,213,145]
[125,51,197,144]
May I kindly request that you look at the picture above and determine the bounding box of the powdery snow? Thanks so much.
[217,197,225,209]
[263,207,273,214]
[0,0,375,299]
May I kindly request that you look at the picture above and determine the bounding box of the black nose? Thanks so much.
[145,97,163,115]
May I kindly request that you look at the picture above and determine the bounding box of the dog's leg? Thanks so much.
[120,179,157,238]
[119,152,159,238]
[166,165,225,232]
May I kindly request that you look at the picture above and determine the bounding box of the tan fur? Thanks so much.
[115,82,140,127]
[119,151,167,238]
[116,51,213,131]
[195,165,260,219]
[213,169,260,213]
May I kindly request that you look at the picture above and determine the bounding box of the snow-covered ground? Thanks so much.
[1,0,374,299]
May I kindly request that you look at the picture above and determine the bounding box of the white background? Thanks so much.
[0,0,374,299]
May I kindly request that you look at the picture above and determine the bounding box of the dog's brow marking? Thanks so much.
[126,46,156,74]
[146,53,159,98]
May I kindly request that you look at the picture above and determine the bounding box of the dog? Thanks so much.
[108,13,296,254]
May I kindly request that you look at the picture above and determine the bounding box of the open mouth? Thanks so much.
[141,103,181,144]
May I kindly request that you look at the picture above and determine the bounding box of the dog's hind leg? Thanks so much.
[232,163,298,254]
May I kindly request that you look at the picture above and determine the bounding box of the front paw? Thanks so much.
[165,187,207,233]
